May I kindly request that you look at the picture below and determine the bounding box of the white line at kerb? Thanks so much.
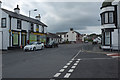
[72,50,81,60]
[64,73,71,78]
[54,73,61,77]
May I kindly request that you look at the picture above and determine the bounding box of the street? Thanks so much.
[2,43,119,79]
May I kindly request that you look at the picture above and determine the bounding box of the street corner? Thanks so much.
[105,52,120,58]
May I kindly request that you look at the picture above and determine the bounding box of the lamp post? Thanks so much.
[29,9,37,17]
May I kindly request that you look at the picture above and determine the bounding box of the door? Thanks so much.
[21,34,26,46]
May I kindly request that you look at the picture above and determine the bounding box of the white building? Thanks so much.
[46,33,62,44]
[56,28,82,43]
[0,2,47,50]
[100,0,120,50]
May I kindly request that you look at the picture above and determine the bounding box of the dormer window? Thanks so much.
[101,11,114,25]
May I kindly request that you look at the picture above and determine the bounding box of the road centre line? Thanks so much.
[72,50,81,60]
[64,73,71,78]
[54,73,61,77]
[59,69,65,72]
[71,66,76,69]
[63,66,68,68]
[68,69,74,73]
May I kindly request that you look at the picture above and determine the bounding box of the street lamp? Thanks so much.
[29,9,37,17]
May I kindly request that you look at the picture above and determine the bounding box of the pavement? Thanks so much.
[2,43,120,80]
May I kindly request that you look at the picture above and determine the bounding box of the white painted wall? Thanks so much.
[66,31,77,42]
[112,29,118,50]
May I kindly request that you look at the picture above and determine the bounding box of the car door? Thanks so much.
[38,43,42,49]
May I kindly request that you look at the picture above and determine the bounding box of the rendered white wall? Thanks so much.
[112,29,118,50]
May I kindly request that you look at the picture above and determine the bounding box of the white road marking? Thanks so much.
[68,69,74,72]
[71,66,76,69]
[74,63,78,66]
[112,56,120,58]
[64,73,71,78]
[76,61,79,63]
[59,69,65,72]
[71,59,74,61]
[67,63,71,65]
[72,50,81,60]
[54,73,61,77]
[63,66,68,68]
[77,59,81,61]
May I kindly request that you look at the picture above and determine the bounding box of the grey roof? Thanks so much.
[74,31,81,35]
[47,33,61,39]
[2,8,47,27]
[56,32,68,35]
[102,0,114,7]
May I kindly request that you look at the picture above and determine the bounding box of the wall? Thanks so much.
[67,31,76,42]
[1,10,9,50]
[112,29,118,50]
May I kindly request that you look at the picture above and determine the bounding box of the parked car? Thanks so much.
[45,41,58,48]
[24,42,44,51]
[84,40,88,43]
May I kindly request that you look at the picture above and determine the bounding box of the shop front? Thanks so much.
[30,32,46,44]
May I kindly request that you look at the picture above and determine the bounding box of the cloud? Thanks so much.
[1,1,103,34]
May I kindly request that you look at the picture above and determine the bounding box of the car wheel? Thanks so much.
[33,47,36,51]
[41,46,44,50]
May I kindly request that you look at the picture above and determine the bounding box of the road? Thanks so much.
[2,43,119,79]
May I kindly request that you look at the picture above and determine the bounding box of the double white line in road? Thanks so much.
[53,49,82,78]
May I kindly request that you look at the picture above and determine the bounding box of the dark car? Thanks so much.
[45,41,58,48]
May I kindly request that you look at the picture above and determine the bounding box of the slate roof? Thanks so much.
[2,8,47,27]
[102,0,114,7]
[47,33,61,39]
[56,32,68,35]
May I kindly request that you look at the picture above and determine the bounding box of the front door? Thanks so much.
[21,34,26,46]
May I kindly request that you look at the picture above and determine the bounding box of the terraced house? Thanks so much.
[100,0,120,50]
[0,1,47,50]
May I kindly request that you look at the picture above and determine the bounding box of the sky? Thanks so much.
[1,0,106,34]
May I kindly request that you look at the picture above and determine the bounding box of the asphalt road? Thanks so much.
[2,43,119,79]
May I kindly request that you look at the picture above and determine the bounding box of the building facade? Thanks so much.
[46,33,62,44]
[0,2,47,50]
[100,0,120,50]
[56,28,82,43]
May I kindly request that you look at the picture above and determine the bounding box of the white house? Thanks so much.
[56,32,67,43]
[46,33,62,44]
[56,28,82,43]
[100,0,120,50]
[0,2,47,50]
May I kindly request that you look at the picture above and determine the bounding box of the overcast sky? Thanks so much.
[1,0,105,34]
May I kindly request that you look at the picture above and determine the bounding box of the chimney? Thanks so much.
[35,14,41,21]
[0,1,2,8]
[14,5,20,14]
[70,28,73,31]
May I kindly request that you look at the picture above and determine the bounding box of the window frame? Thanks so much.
[17,19,22,29]
[101,11,114,25]
[1,18,6,28]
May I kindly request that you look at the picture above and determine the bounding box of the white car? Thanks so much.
[24,42,44,51]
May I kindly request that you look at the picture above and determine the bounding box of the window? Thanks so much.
[105,13,108,23]
[101,12,114,25]
[17,20,21,29]
[105,32,110,45]
[67,35,68,37]
[36,24,39,32]
[31,23,34,31]
[13,32,19,46]
[109,12,114,23]
[1,18,6,28]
